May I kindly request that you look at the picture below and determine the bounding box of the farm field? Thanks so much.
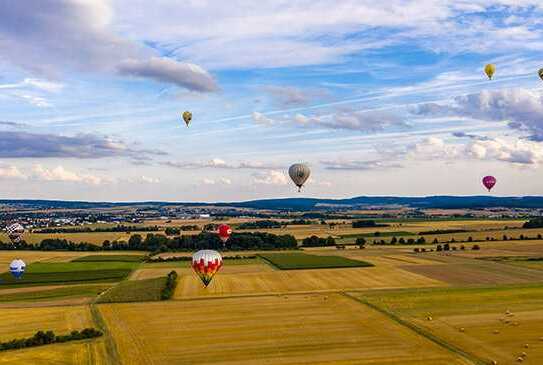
[353,285,543,364]
[98,294,469,365]
[0,341,107,365]
[0,218,542,364]
[96,277,166,303]
[174,265,444,298]
[258,252,373,269]
[0,305,93,342]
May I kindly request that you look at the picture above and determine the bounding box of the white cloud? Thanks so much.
[112,1,543,70]
[201,177,232,185]
[252,171,289,185]
[140,175,160,184]
[165,159,282,170]
[32,165,104,185]
[293,110,407,132]
[117,57,218,92]
[415,88,543,141]
[320,159,402,170]
[252,112,276,126]
[0,165,27,180]
[407,136,543,166]
[0,1,217,92]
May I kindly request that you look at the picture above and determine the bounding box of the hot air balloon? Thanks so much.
[482,175,496,191]
[217,224,232,244]
[192,250,222,287]
[289,163,310,192]
[538,68,543,81]
[182,111,192,127]
[9,259,25,279]
[6,223,24,244]
[484,64,496,80]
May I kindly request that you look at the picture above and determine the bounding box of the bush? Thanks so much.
[398,238,406,245]
[443,243,450,251]
[413,248,420,253]
[467,236,473,242]
[436,245,442,252]
[433,238,438,244]
[460,245,465,250]
[472,245,480,250]
[160,271,178,300]
[355,238,366,246]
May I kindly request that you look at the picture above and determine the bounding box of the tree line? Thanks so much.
[0,328,102,352]
[35,225,161,233]
[0,231,297,252]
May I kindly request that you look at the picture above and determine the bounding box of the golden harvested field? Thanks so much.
[174,265,444,298]
[99,294,469,365]
[400,256,543,285]
[0,305,93,342]
[356,285,543,365]
[0,341,107,365]
[131,263,272,280]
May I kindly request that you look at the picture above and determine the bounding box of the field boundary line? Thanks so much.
[90,304,121,365]
[341,292,490,365]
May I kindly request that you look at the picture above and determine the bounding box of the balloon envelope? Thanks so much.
[482,176,496,191]
[484,64,496,80]
[182,111,192,127]
[9,259,25,279]
[217,224,232,243]
[6,223,24,243]
[289,163,311,192]
[192,250,223,287]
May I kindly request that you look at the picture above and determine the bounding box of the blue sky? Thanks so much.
[1,1,543,201]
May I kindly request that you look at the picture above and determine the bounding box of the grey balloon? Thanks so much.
[289,163,310,192]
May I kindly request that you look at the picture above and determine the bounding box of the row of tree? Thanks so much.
[0,328,102,352]
[147,255,256,263]
[0,232,298,252]
[164,226,200,235]
[301,235,336,247]
[35,225,161,234]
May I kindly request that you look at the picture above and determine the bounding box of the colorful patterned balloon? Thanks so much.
[192,250,223,287]
[482,175,496,191]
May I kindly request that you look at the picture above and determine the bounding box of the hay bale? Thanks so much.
[516,357,524,362]
[493,329,500,334]
[521,352,527,357]
[491,361,497,365]
[427,316,433,321]
[524,344,529,348]
[459,327,465,332]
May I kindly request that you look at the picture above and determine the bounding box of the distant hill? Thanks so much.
[2,196,543,211]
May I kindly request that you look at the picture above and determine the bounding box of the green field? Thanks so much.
[0,285,110,303]
[72,255,146,262]
[96,277,166,303]
[28,262,139,272]
[0,261,138,287]
[258,252,373,270]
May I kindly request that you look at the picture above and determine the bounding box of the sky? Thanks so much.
[1,1,543,202]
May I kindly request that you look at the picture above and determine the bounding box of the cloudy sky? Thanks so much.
[1,1,543,202]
